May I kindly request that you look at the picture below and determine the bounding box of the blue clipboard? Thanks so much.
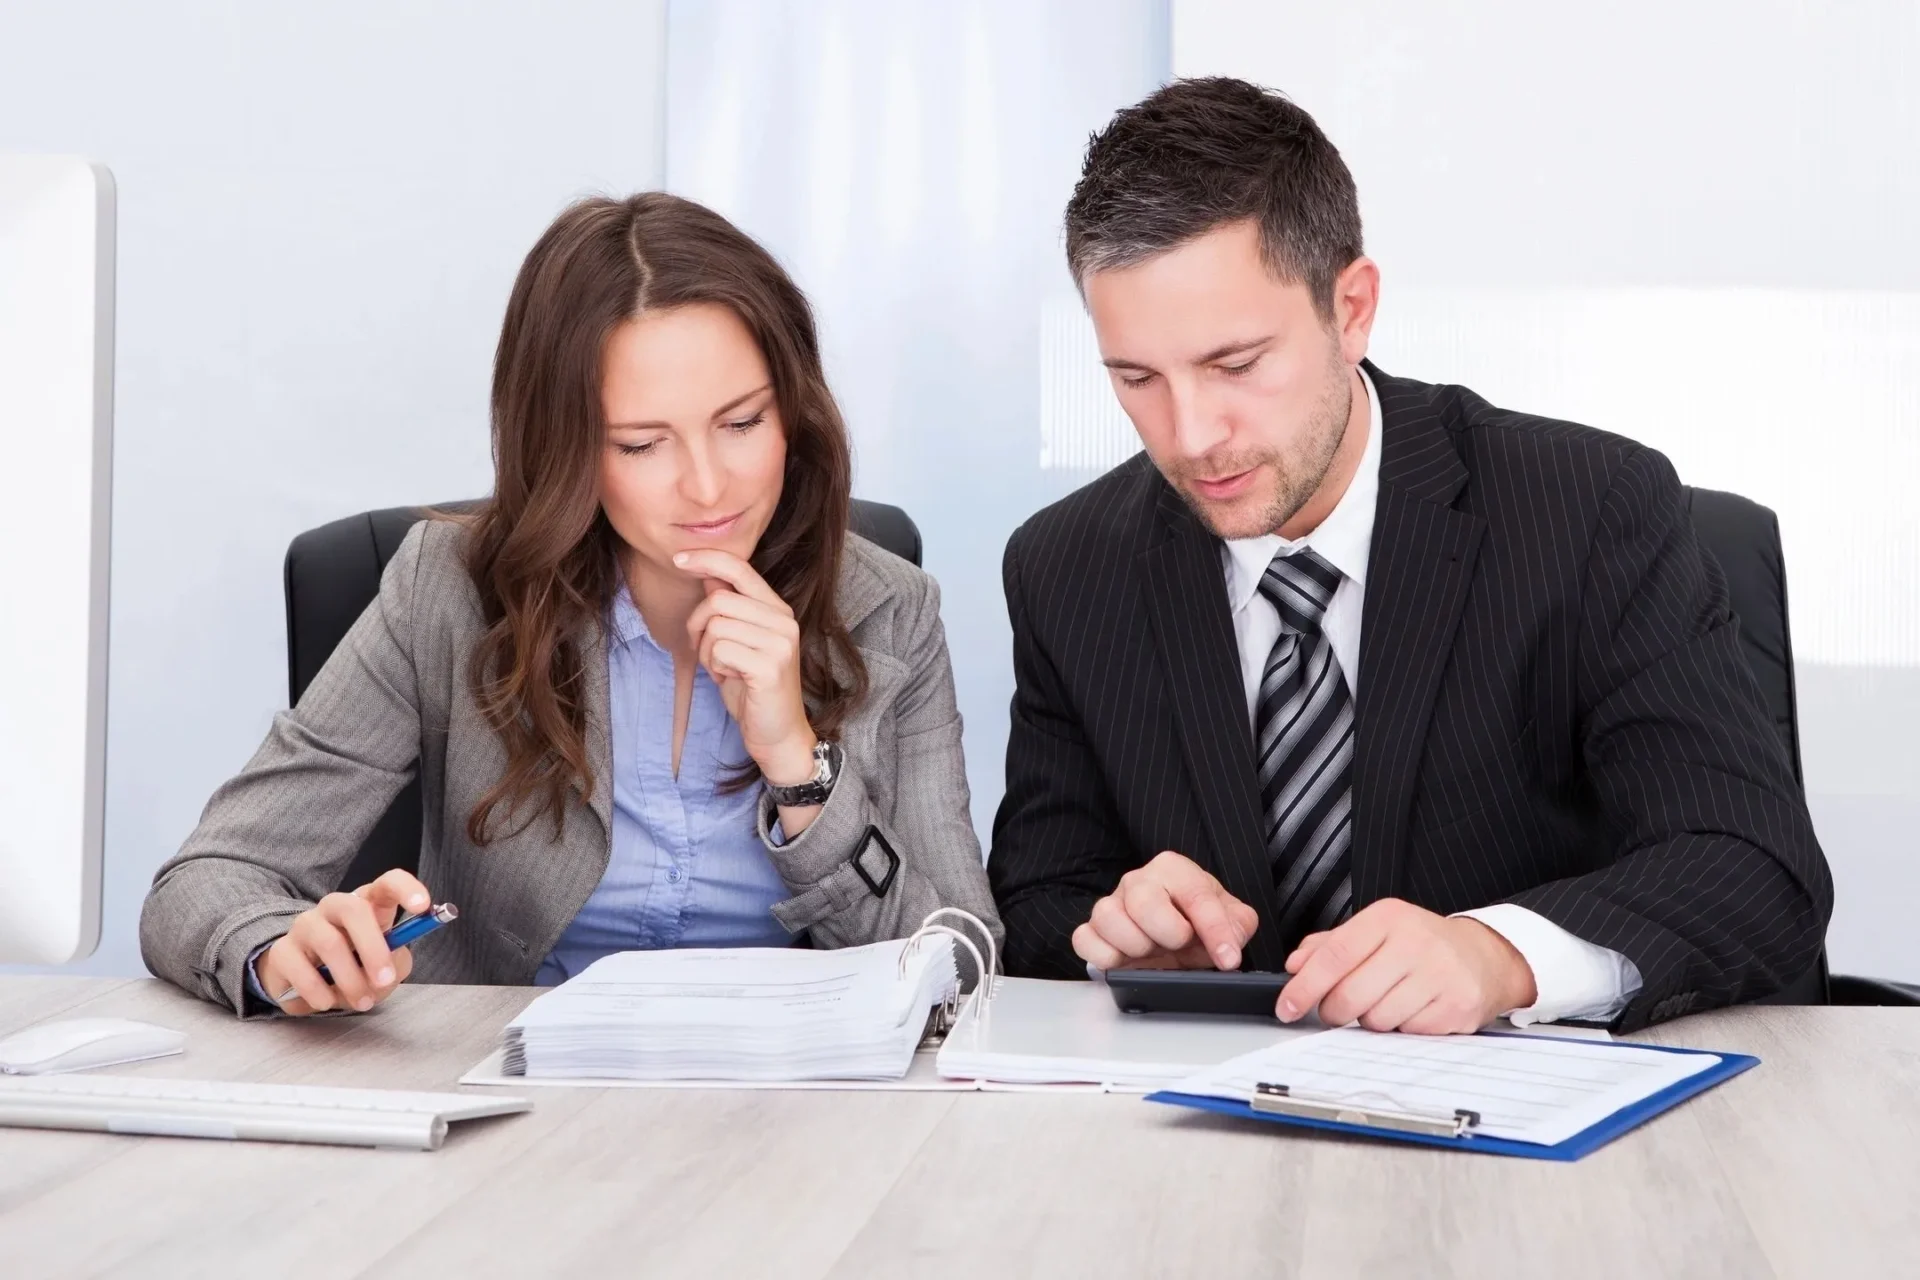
[1145,1038,1759,1162]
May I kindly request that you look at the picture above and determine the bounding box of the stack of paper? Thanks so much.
[498,939,956,1082]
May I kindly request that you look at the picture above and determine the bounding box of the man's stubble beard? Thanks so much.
[1172,351,1353,541]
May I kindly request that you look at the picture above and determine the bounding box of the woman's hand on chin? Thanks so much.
[677,548,818,781]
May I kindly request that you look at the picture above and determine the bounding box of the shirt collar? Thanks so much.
[1221,363,1383,614]
[608,574,652,649]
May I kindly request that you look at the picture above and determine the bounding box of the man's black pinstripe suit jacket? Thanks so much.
[988,362,1833,1032]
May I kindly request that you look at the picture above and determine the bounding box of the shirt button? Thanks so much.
[667,867,683,883]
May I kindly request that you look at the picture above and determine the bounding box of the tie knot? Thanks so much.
[1258,548,1342,634]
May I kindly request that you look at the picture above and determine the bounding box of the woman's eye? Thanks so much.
[724,411,767,433]
[615,440,660,457]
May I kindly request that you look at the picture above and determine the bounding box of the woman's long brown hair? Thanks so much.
[460,193,866,845]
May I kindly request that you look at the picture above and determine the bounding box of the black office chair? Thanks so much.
[1686,487,1918,1006]
[283,498,923,894]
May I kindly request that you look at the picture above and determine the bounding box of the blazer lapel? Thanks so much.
[1139,481,1288,972]
[512,618,617,980]
[1351,366,1487,904]
[579,617,616,841]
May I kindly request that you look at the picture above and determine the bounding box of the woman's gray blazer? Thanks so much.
[140,519,1002,1013]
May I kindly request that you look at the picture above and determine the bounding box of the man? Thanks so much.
[988,78,1831,1034]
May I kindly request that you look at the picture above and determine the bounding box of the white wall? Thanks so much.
[0,1,668,975]
[1172,0,1920,978]
[664,0,1170,844]
[32,0,1882,983]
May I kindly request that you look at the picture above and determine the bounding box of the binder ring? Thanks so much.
[897,924,985,1035]
[898,923,985,996]
[916,908,999,997]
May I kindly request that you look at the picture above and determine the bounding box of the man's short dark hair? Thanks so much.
[1065,77,1363,318]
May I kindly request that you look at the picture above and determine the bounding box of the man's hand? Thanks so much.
[1072,851,1259,971]
[1277,898,1538,1034]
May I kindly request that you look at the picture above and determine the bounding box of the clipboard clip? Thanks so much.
[1252,1081,1482,1139]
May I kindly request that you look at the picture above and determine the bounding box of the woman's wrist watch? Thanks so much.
[764,739,843,808]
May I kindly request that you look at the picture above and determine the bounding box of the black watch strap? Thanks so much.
[764,739,842,808]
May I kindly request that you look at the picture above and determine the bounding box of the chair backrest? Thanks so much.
[1684,486,1828,1004]
[283,498,923,890]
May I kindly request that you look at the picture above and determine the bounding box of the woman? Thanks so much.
[140,193,1000,1016]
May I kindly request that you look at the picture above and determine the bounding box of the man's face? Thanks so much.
[1084,220,1364,541]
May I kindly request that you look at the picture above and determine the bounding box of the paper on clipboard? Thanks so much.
[1166,1027,1720,1147]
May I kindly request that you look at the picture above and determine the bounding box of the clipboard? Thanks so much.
[1145,1037,1759,1162]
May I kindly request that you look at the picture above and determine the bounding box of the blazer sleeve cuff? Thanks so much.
[201,901,307,1018]
[757,763,894,933]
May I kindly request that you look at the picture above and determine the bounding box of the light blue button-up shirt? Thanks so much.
[534,580,793,984]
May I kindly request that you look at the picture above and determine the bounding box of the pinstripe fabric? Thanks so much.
[988,361,1833,1033]
[1254,550,1355,947]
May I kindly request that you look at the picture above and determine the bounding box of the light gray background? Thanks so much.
[1,0,669,976]
[663,0,1171,848]
[10,1,1911,985]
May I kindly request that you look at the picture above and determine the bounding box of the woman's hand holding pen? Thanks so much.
[256,869,430,1015]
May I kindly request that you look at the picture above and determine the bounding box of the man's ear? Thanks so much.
[1332,256,1380,367]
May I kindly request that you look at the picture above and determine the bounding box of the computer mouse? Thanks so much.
[0,1017,187,1075]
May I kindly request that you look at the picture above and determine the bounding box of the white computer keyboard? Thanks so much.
[0,1073,531,1150]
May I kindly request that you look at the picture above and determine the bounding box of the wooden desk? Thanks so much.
[2,977,1917,1278]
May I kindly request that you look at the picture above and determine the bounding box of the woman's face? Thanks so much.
[598,302,788,580]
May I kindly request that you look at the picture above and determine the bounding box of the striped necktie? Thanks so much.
[1254,547,1355,954]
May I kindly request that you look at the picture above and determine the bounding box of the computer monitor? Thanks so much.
[0,155,114,962]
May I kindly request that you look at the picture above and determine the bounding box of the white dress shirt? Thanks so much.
[1220,366,1642,1026]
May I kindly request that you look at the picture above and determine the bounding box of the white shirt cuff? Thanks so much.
[1455,903,1643,1026]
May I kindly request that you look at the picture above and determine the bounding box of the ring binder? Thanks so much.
[490,939,963,1083]
[901,909,999,1038]
[899,926,979,1035]
[1251,1082,1482,1139]
[916,908,1000,996]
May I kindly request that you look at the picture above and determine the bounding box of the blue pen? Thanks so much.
[276,902,459,1004]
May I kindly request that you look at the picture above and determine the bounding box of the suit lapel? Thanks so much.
[1351,367,1486,904]
[1139,482,1288,972]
